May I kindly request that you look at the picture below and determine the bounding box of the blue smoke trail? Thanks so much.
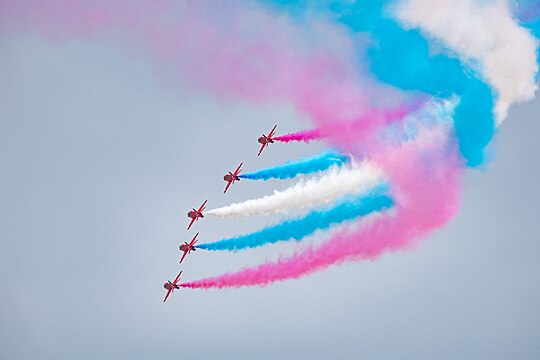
[519,2,540,65]
[239,151,350,180]
[515,0,540,80]
[263,0,495,167]
[197,186,393,251]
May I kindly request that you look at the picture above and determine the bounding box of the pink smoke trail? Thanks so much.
[0,0,466,289]
[274,129,321,143]
[181,128,462,289]
[273,98,425,148]
[0,0,418,147]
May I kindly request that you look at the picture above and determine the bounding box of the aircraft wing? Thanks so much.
[174,271,183,283]
[190,233,199,246]
[198,200,207,213]
[257,143,266,156]
[163,288,173,302]
[179,251,188,264]
[268,125,277,138]
[234,163,243,176]
[187,217,196,230]
[224,180,232,194]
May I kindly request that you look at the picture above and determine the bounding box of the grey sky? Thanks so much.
[0,31,539,360]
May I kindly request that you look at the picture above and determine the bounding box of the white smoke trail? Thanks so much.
[206,162,385,218]
[392,0,539,124]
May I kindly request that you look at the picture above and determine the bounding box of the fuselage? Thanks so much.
[179,243,196,252]
[164,282,179,290]
[223,173,240,182]
[187,210,202,219]
[258,136,274,145]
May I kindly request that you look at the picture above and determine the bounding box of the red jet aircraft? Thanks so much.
[163,271,182,302]
[187,200,207,230]
[179,233,198,264]
[258,125,277,156]
[223,162,243,194]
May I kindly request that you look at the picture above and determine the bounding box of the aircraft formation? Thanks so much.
[163,125,279,302]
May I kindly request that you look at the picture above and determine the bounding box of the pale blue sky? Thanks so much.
[1,31,539,360]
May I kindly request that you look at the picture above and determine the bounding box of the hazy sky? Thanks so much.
[1,30,539,360]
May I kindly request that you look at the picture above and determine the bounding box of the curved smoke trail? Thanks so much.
[239,151,350,181]
[198,187,393,251]
[182,127,461,288]
[4,0,538,290]
[0,0,417,145]
[265,0,497,166]
[393,0,539,123]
